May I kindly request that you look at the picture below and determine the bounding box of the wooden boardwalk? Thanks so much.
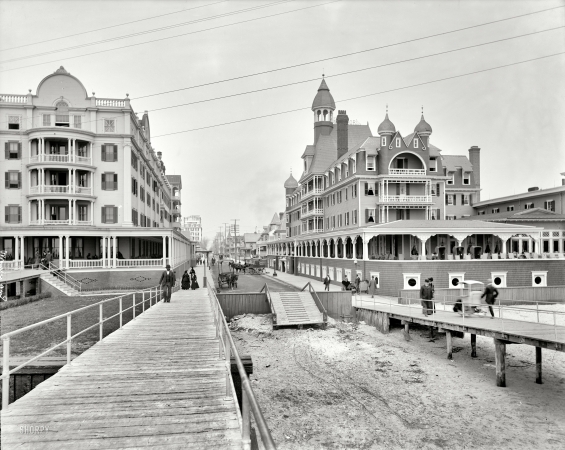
[1,284,243,449]
[355,297,564,350]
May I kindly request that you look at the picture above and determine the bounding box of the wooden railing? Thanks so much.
[206,270,276,450]
[301,282,328,325]
[44,262,82,293]
[1,285,165,410]
[259,283,277,326]
[0,94,26,103]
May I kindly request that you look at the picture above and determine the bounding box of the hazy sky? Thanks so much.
[1,0,564,242]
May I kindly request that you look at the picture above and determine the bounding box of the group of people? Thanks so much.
[322,273,378,297]
[158,265,199,303]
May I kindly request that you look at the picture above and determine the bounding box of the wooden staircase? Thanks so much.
[269,291,325,328]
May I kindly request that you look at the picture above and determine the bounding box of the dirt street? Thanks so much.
[231,315,565,450]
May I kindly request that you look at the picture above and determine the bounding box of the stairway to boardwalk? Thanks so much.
[1,282,243,449]
[40,273,81,296]
[269,291,324,327]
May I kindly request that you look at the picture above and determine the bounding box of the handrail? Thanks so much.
[1,284,164,410]
[206,269,276,450]
[301,282,328,324]
[40,261,83,293]
[262,283,277,326]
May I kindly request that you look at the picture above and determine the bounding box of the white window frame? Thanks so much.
[544,199,555,212]
[463,172,470,185]
[8,115,21,130]
[507,205,514,211]
[524,203,534,209]
[336,268,343,282]
[104,119,116,133]
[492,208,499,214]
[462,194,469,205]
[429,157,437,172]
[328,266,334,280]
[42,114,51,126]
[403,273,420,290]
[352,159,356,174]
[448,272,465,289]
[370,271,380,288]
[396,137,401,148]
[337,167,342,181]
[446,172,454,185]
[366,155,376,171]
[491,272,507,288]
[367,208,376,223]
[531,271,548,287]
[344,268,351,280]
[413,139,418,148]
[447,194,454,205]
[381,137,386,146]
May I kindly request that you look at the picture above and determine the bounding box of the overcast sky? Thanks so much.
[1,0,564,242]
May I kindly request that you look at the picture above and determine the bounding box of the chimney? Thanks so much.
[336,110,349,160]
[468,146,481,202]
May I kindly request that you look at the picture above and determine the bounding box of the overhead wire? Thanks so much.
[0,0,296,63]
[0,0,229,53]
[131,4,565,100]
[0,0,341,72]
[150,51,565,138]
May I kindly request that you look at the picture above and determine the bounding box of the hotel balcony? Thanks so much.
[301,208,324,219]
[378,195,432,204]
[388,168,426,177]
[301,188,323,201]
[29,185,93,196]
[29,154,92,165]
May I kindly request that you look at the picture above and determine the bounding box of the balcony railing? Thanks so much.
[301,208,324,218]
[0,94,27,103]
[44,219,70,225]
[301,188,324,200]
[388,168,426,176]
[96,98,126,107]
[379,195,432,203]
[115,258,164,268]
[302,228,324,235]
[29,185,92,195]
[29,219,92,226]
[28,154,92,165]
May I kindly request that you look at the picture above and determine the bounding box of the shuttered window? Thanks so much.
[101,206,118,224]
[5,171,21,189]
[5,142,21,160]
[101,144,118,162]
[43,114,51,126]
[101,173,118,190]
[5,205,22,223]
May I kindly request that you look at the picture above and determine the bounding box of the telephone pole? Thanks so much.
[232,219,239,262]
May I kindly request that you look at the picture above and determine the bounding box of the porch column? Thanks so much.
[28,201,31,224]
[20,236,25,266]
[363,234,369,261]
[112,236,117,268]
[65,235,70,269]
[14,237,20,269]
[58,236,63,268]
[67,138,71,160]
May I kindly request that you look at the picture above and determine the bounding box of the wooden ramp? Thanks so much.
[270,291,324,327]
[1,286,243,449]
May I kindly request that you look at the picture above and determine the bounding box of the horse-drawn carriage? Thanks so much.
[218,272,238,289]
[246,259,266,275]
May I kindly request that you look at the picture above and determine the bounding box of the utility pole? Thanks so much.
[232,219,239,262]
[222,222,229,257]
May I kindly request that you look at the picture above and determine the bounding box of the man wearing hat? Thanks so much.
[420,278,434,316]
[159,264,176,303]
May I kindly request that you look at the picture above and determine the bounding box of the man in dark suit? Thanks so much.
[159,264,176,303]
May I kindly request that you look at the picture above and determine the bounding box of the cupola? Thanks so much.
[414,112,432,136]
[377,112,396,136]
[312,78,335,143]
[284,172,298,190]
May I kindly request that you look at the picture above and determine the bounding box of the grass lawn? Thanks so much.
[0,292,158,359]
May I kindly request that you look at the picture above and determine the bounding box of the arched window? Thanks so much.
[55,101,70,127]
[317,110,321,121]
[323,110,328,121]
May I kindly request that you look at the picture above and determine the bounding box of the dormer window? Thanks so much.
[366,155,376,171]
[414,139,418,148]
[463,172,470,185]
[352,159,357,173]
[337,168,342,181]
[447,172,454,185]
[304,160,307,172]
[396,138,401,147]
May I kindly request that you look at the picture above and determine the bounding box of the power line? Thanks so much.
[0,0,229,53]
[0,0,295,63]
[0,0,341,73]
[150,51,565,138]
[143,26,564,114]
[131,4,565,100]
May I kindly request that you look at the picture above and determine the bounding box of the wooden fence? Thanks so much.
[315,292,354,320]
[399,286,565,305]
[216,293,271,319]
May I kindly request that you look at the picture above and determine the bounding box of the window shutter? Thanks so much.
[18,172,21,188]
[470,196,473,206]
[4,172,8,188]
[17,143,22,159]
[102,207,106,223]
[453,195,457,206]
[101,173,105,189]
[364,182,368,195]
[365,209,369,223]
[406,209,410,220]
[5,206,9,223]
[406,184,410,195]
[101,145,106,161]
[18,206,22,223]
[4,143,9,159]
[113,173,118,190]
[436,183,440,195]
[113,206,118,223]
[445,194,448,204]
[436,208,441,219]
[113,145,118,161]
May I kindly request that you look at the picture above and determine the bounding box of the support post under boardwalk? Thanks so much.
[446,330,453,360]
[471,334,477,358]
[494,339,506,387]
[536,347,542,385]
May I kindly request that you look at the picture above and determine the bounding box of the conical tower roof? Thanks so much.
[312,79,336,110]
[377,113,396,135]
[284,173,298,189]
[414,114,432,135]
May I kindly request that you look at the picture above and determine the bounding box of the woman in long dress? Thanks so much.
[181,271,190,290]
[190,273,199,290]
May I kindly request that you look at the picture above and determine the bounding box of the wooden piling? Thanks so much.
[403,321,411,341]
[495,339,506,387]
[471,334,477,358]
[535,347,542,385]
[446,330,453,360]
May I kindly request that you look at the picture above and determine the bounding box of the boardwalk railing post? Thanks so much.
[133,294,136,320]
[225,338,231,398]
[242,389,251,450]
[142,291,145,312]
[99,303,103,341]
[2,337,10,410]
[119,297,123,329]
[536,302,539,323]
[67,315,72,364]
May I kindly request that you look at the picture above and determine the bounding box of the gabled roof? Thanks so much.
[442,155,473,172]
[166,174,182,185]
[243,233,261,243]
[463,208,565,222]
[301,145,315,158]
[269,212,281,225]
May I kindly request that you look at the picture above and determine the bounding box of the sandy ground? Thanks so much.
[230,314,565,450]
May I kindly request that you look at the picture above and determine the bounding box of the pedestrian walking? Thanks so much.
[159,264,176,303]
[429,277,436,313]
[323,274,331,291]
[481,278,499,319]
[190,272,199,290]
[181,270,190,290]
[420,278,434,316]
[368,276,377,298]
[354,274,361,293]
